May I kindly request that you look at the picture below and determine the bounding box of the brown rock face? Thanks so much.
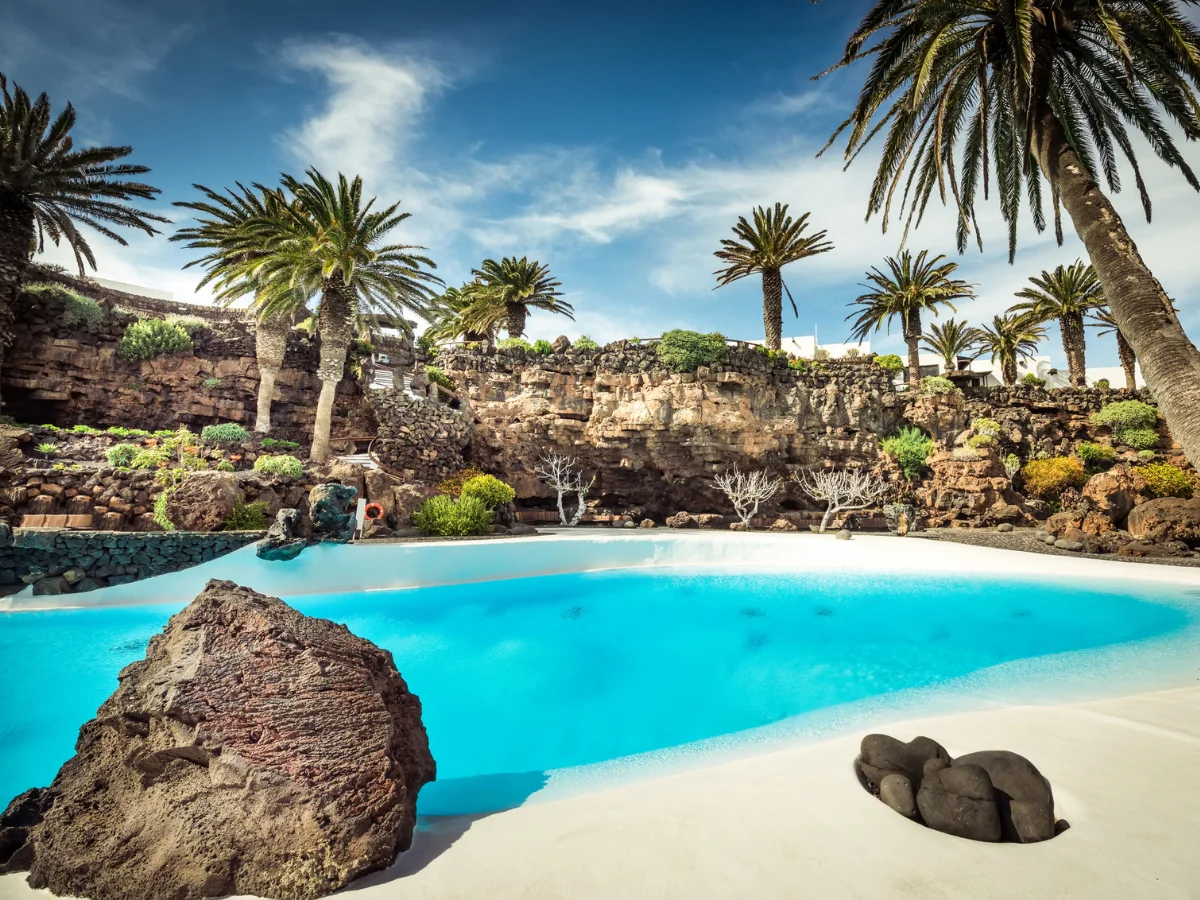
[164,471,241,532]
[1126,498,1200,546]
[0,580,435,900]
[1082,465,1146,524]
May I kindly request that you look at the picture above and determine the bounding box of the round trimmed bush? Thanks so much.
[1135,463,1195,499]
[253,454,304,478]
[201,422,251,445]
[574,335,600,351]
[875,353,904,375]
[460,474,516,508]
[413,494,494,537]
[655,330,728,373]
[1022,373,1047,387]
[920,376,960,395]
[1020,456,1087,499]
[1115,426,1159,451]
[531,339,554,355]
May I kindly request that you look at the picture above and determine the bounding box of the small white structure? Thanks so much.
[93,278,174,302]
[758,335,872,358]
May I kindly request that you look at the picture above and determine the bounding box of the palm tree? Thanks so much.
[426,283,496,346]
[462,256,571,339]
[921,318,981,373]
[819,1,1200,464]
[977,314,1047,387]
[0,73,165,406]
[846,251,974,386]
[1011,262,1104,388]
[1092,308,1138,391]
[220,170,442,463]
[713,203,834,350]
[172,183,298,434]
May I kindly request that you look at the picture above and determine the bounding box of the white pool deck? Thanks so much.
[2,533,1199,899]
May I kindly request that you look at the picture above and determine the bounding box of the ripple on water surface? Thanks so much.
[0,568,1194,815]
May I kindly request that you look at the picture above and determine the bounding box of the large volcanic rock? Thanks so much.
[0,580,435,900]
[164,471,241,532]
[1126,497,1200,546]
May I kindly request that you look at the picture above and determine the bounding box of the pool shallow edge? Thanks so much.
[4,530,1199,612]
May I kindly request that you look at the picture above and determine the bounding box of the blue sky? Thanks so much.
[6,0,1200,367]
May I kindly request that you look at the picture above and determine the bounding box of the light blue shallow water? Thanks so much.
[0,568,1193,816]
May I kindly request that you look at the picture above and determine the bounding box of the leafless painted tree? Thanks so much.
[536,453,596,526]
[714,467,781,530]
[796,469,888,534]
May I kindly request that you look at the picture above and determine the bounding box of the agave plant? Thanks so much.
[1011,261,1104,387]
[0,73,165,405]
[818,0,1200,464]
[846,251,975,385]
[713,203,834,350]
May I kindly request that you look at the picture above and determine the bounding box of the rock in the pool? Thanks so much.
[0,579,436,900]
[857,734,1061,843]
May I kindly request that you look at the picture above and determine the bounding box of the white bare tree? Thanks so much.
[714,467,781,530]
[536,453,596,526]
[795,469,889,533]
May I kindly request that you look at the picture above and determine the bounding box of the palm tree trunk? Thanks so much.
[1059,313,1087,388]
[1033,105,1200,465]
[505,303,527,339]
[1116,330,1137,391]
[310,282,355,464]
[903,309,922,387]
[253,313,289,434]
[761,267,783,351]
[0,203,34,412]
[1003,357,1017,387]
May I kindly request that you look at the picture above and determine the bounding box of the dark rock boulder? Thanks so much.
[0,580,436,900]
[916,763,1002,842]
[256,507,307,561]
[165,471,240,532]
[857,734,950,792]
[1126,497,1200,546]
[954,750,1056,843]
[309,482,358,543]
[666,511,697,528]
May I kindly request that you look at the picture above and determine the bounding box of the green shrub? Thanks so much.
[153,489,174,531]
[35,442,58,456]
[920,376,960,395]
[1022,373,1047,387]
[39,424,61,432]
[497,337,532,352]
[106,443,139,468]
[215,459,236,472]
[966,434,993,450]
[1136,463,1195,499]
[1021,456,1087,499]
[1138,449,1157,461]
[425,366,456,391]
[118,318,194,361]
[460,474,516,508]
[201,422,251,445]
[656,330,727,373]
[413,494,494,537]
[1118,427,1159,450]
[253,454,304,478]
[70,424,102,435]
[106,426,132,437]
[787,357,810,371]
[531,339,554,355]
[875,353,904,375]
[165,315,209,335]
[131,446,170,469]
[153,429,177,439]
[261,437,300,450]
[437,466,485,496]
[882,427,934,481]
[1094,378,1111,390]
[574,335,600,351]
[1078,442,1117,471]
[222,497,270,530]
[971,417,1002,438]
[1092,399,1157,430]
[23,283,106,331]
[202,377,223,389]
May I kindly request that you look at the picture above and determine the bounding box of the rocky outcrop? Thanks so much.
[1081,465,1147,525]
[256,508,307,561]
[164,471,241,532]
[370,391,472,484]
[0,580,435,900]
[1126,498,1200,546]
[857,734,1059,844]
[309,483,358,543]
[920,450,1032,528]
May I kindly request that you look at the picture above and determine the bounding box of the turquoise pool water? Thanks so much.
[0,569,1193,815]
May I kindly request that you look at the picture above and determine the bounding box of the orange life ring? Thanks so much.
[364,503,385,520]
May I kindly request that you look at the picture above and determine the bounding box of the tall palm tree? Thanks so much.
[462,256,571,339]
[218,170,442,463]
[1092,308,1138,391]
[1011,261,1104,387]
[977,314,1047,387]
[819,1,1200,464]
[0,73,165,406]
[426,283,496,346]
[921,318,981,373]
[713,203,834,350]
[846,250,974,386]
[172,183,298,434]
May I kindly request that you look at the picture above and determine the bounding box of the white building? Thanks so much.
[93,278,174,302]
[912,352,1143,389]
[764,335,873,358]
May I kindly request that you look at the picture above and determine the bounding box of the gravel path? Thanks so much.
[912,527,1200,568]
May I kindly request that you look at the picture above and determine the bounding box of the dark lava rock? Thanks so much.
[857,734,951,792]
[917,763,1002,842]
[879,773,916,819]
[256,507,307,561]
[0,580,436,900]
[507,523,539,535]
[954,750,1056,843]
[309,482,358,543]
